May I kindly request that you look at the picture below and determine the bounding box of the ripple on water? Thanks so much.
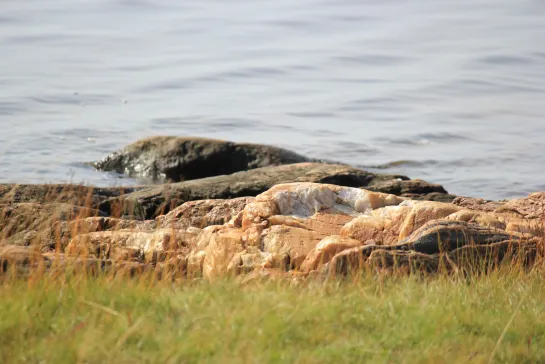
[333,54,415,66]
[0,101,25,116]
[377,132,473,147]
[150,117,266,133]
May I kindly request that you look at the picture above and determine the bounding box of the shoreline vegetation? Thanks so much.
[1,136,544,363]
[2,270,545,363]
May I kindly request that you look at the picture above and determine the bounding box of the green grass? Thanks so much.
[1,270,545,363]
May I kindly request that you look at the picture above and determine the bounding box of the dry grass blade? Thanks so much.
[80,299,124,319]
[113,315,147,351]
[488,289,530,364]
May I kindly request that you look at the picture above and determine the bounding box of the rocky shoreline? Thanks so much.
[1,137,543,280]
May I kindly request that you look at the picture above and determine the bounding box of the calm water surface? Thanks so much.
[1,0,544,200]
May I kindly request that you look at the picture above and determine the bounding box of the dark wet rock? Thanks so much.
[412,192,458,203]
[90,136,314,183]
[326,219,540,275]
[446,240,538,267]
[328,239,539,276]
[366,179,450,199]
[395,220,522,255]
[359,220,526,255]
[98,162,417,219]
[366,250,442,273]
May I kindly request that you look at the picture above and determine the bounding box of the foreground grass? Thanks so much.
[1,271,545,364]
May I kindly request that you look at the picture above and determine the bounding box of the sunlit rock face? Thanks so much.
[340,200,463,245]
[5,182,543,279]
[188,184,543,277]
[263,183,404,218]
[156,197,253,229]
[184,183,407,274]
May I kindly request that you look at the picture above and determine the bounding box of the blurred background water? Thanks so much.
[1,0,544,200]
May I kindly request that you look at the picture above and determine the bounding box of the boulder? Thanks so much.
[90,136,313,183]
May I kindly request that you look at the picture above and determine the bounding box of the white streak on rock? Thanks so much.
[274,185,338,217]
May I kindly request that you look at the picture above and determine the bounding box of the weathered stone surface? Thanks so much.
[0,245,37,267]
[202,228,244,279]
[326,219,541,275]
[90,136,313,183]
[99,163,416,219]
[186,251,206,278]
[66,228,198,262]
[1,247,154,279]
[1,203,101,238]
[366,179,455,202]
[448,240,539,269]
[1,203,108,252]
[395,220,527,254]
[0,184,148,251]
[3,214,155,253]
[261,225,325,269]
[496,192,545,220]
[451,196,502,212]
[180,183,409,276]
[340,200,461,245]
[366,250,442,273]
[327,238,541,276]
[300,235,364,272]
[446,209,507,230]
[242,182,404,226]
[156,197,253,229]
[0,184,137,206]
[452,192,545,220]
[226,247,274,275]
[3,177,543,280]
[235,183,407,268]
